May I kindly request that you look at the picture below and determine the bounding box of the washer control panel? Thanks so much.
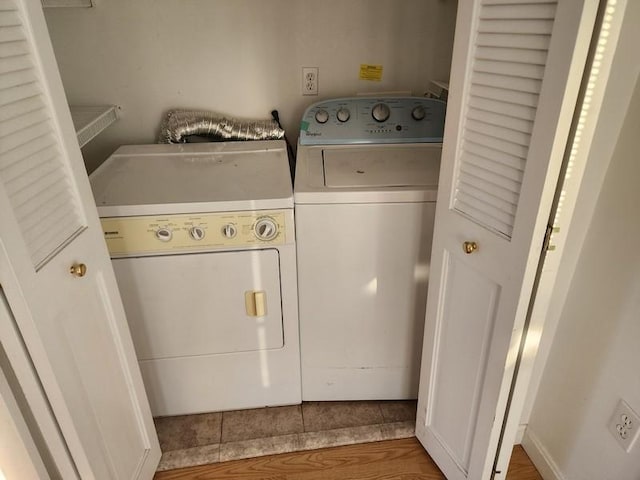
[299,97,446,145]
[101,210,288,257]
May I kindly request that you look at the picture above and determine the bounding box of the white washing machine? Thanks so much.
[90,140,301,416]
[294,97,445,401]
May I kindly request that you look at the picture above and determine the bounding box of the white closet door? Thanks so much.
[415,1,599,479]
[0,1,160,479]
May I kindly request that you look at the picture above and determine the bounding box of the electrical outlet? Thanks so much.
[302,67,318,96]
[609,399,640,452]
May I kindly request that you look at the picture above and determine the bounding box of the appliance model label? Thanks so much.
[359,64,383,81]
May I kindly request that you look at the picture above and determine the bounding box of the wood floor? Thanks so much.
[154,438,542,480]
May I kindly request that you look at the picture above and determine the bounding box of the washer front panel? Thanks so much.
[102,210,289,257]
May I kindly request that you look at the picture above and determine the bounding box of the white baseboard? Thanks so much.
[521,428,566,480]
[515,424,526,444]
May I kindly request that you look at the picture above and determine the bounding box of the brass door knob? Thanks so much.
[463,241,478,254]
[70,263,87,277]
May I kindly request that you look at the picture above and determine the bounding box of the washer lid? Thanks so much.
[90,141,292,216]
[322,146,440,188]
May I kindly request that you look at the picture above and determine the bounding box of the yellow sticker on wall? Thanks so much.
[359,64,383,81]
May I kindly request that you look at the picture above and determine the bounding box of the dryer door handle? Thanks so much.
[245,290,267,317]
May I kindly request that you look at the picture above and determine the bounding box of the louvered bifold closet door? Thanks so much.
[0,0,85,269]
[453,0,557,238]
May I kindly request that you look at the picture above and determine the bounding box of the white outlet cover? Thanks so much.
[609,399,640,452]
[302,67,318,96]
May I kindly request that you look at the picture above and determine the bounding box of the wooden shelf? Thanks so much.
[70,105,118,148]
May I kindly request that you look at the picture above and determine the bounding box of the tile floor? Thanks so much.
[154,400,417,472]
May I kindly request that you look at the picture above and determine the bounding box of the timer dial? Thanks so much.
[254,217,278,241]
[371,103,391,123]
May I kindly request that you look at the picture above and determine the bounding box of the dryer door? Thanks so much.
[112,248,287,415]
[112,248,283,361]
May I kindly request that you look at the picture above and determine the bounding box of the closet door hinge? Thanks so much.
[542,224,560,252]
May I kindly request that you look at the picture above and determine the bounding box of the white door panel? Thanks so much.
[428,251,501,472]
[0,1,160,478]
[34,235,155,479]
[416,0,599,479]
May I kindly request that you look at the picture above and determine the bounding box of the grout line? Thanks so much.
[219,411,226,444]
[377,400,387,424]
[300,402,307,432]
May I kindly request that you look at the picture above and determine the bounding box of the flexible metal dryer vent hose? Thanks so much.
[159,109,285,144]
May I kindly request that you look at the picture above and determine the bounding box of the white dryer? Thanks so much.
[294,97,445,401]
[90,140,301,416]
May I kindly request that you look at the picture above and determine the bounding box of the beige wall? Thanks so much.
[44,0,457,172]
[527,73,640,479]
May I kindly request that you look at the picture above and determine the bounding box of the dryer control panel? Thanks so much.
[299,97,445,145]
[100,210,290,257]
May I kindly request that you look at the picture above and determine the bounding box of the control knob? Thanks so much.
[155,227,172,242]
[315,109,329,124]
[371,103,391,123]
[336,107,351,123]
[254,217,278,241]
[411,105,426,121]
[189,226,206,241]
[222,223,237,239]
